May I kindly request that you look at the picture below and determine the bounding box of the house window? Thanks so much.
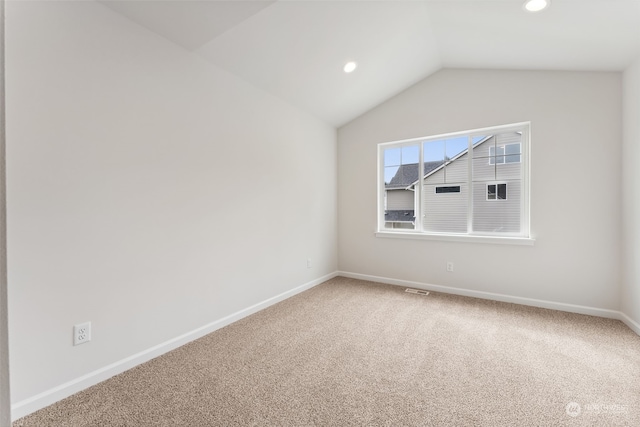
[436,186,461,194]
[378,122,530,239]
[487,183,507,200]
[489,143,521,165]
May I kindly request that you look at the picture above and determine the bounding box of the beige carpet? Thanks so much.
[14,277,640,426]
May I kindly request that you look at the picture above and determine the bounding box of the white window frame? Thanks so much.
[376,122,533,245]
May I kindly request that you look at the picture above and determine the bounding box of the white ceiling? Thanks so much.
[99,0,640,127]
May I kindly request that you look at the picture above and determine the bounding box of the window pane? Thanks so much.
[423,140,446,184]
[424,138,469,184]
[497,133,521,146]
[473,136,495,159]
[487,184,496,200]
[423,139,467,232]
[475,133,521,181]
[497,146,521,180]
[383,144,419,230]
[435,186,461,194]
[423,184,468,233]
[505,154,521,164]
[495,146,505,164]
[473,181,521,233]
[384,148,401,167]
[384,166,399,185]
[472,136,487,146]
[505,143,520,155]
[424,140,445,162]
[473,157,495,181]
[489,146,505,165]
[444,137,468,183]
[497,183,507,200]
[471,129,523,234]
[384,145,420,187]
[445,136,467,160]
[402,145,420,164]
[505,143,521,164]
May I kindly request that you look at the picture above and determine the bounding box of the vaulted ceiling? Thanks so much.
[99,0,640,127]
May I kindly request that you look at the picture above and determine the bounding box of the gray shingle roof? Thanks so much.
[384,210,415,222]
[386,161,444,189]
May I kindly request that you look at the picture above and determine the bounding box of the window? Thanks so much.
[489,143,521,165]
[382,145,420,230]
[436,186,461,194]
[378,123,529,239]
[487,183,507,200]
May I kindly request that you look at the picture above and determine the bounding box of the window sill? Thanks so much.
[375,231,535,246]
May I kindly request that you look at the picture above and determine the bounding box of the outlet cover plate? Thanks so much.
[74,322,91,346]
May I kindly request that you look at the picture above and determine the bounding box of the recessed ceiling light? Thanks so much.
[343,61,357,73]
[523,0,550,12]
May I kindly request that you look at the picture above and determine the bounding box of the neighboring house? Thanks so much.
[385,132,522,232]
[384,161,443,229]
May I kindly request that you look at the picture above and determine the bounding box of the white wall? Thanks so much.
[338,69,622,311]
[0,0,11,424]
[5,0,337,414]
[622,56,640,329]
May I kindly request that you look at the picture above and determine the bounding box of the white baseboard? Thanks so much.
[338,271,640,336]
[12,270,639,420]
[619,311,640,336]
[11,272,338,421]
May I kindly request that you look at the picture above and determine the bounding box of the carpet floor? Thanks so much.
[13,277,640,426]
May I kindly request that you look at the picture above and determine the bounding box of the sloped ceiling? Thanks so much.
[99,0,640,127]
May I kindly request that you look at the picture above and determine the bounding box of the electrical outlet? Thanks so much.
[74,322,91,346]
[446,262,454,272]
[307,258,312,269]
